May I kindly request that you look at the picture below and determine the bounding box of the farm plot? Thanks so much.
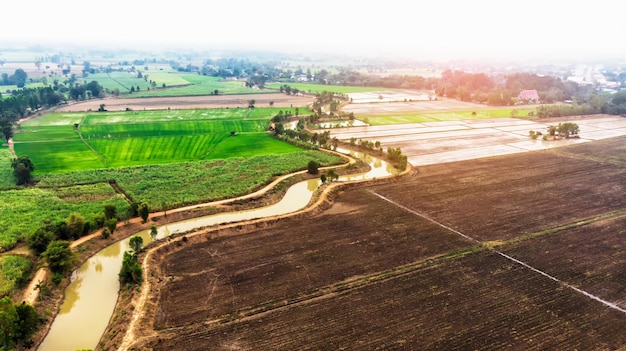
[0,183,129,250]
[326,115,626,166]
[370,141,626,242]
[34,151,345,210]
[500,214,626,310]
[131,75,260,97]
[13,108,305,173]
[142,250,626,351]
[152,188,475,329]
[55,93,314,112]
[13,140,105,173]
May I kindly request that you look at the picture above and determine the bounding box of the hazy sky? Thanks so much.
[3,0,625,61]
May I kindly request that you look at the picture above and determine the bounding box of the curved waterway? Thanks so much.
[38,150,399,351]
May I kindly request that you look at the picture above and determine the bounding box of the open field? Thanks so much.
[153,189,474,329]
[128,135,626,350]
[324,115,626,166]
[53,93,314,112]
[130,75,261,97]
[14,108,308,173]
[356,106,538,124]
[266,82,387,94]
[371,136,626,242]
[341,96,489,116]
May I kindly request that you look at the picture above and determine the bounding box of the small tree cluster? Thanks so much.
[41,240,74,275]
[0,298,42,350]
[387,147,408,170]
[11,156,34,185]
[307,160,320,175]
[119,251,142,285]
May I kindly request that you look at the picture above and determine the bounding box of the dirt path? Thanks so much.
[22,268,47,304]
[7,138,16,158]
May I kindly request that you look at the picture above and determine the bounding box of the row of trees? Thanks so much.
[0,86,66,121]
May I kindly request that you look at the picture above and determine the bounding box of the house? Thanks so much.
[517,89,540,104]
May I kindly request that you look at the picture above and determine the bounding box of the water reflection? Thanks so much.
[38,149,399,351]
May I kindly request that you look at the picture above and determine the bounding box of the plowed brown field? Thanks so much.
[123,136,626,350]
[55,93,314,112]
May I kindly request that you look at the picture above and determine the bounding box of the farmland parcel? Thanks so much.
[122,135,626,350]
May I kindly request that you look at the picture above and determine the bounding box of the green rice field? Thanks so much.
[130,75,263,97]
[362,107,538,125]
[13,108,307,173]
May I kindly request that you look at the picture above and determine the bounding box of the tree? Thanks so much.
[138,203,149,223]
[0,118,13,141]
[325,169,339,182]
[42,240,73,274]
[66,212,85,239]
[101,227,111,239]
[11,156,34,185]
[28,228,54,256]
[557,122,580,138]
[248,99,256,108]
[104,218,117,233]
[0,298,40,350]
[12,68,27,88]
[307,160,320,174]
[150,225,158,241]
[129,235,143,253]
[104,204,117,220]
[14,302,41,346]
[119,251,142,285]
[0,296,18,350]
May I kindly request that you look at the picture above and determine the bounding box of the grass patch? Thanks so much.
[0,147,17,190]
[0,255,32,297]
[14,140,105,174]
[0,184,129,250]
[13,126,80,142]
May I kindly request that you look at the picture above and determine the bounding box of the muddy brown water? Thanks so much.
[37,151,398,351]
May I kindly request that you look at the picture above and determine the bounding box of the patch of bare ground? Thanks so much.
[139,250,626,351]
[501,213,626,309]
[54,93,315,112]
[371,136,626,242]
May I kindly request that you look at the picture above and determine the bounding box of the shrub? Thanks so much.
[101,228,111,239]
